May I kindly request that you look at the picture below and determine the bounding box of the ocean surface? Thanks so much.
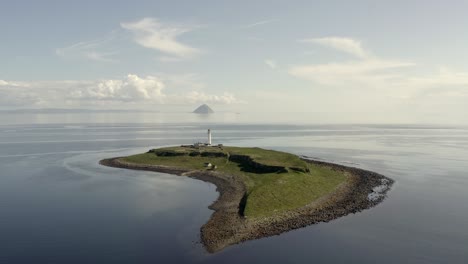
[0,113,467,263]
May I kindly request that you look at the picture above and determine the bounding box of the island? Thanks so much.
[193,104,214,114]
[100,144,393,253]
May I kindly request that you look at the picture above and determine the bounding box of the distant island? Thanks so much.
[100,135,393,253]
[193,104,214,114]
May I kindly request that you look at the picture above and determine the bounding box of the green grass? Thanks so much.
[122,146,347,218]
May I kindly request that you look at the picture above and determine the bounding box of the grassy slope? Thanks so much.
[122,146,346,218]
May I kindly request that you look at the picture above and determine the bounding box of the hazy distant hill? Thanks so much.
[0,108,160,114]
[193,104,214,114]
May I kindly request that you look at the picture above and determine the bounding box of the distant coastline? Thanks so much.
[0,108,161,114]
[100,147,393,253]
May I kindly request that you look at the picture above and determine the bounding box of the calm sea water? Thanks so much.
[0,113,467,263]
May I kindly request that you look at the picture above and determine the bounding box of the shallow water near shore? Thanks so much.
[1,114,467,263]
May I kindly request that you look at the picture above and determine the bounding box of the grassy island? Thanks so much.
[123,146,346,218]
[100,145,393,253]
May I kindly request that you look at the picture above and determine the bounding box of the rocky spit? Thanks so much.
[100,157,394,253]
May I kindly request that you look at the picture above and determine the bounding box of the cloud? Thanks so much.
[0,80,40,106]
[159,73,206,90]
[407,67,468,87]
[301,37,370,58]
[182,91,242,105]
[83,51,118,62]
[291,36,415,87]
[289,59,415,86]
[158,56,185,62]
[68,74,165,102]
[0,74,242,108]
[290,37,468,108]
[56,32,119,62]
[243,19,275,29]
[402,67,468,101]
[121,18,199,59]
[264,59,277,69]
[290,60,468,98]
[57,18,200,62]
[0,75,166,107]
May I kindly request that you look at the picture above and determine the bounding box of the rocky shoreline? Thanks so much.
[99,157,393,253]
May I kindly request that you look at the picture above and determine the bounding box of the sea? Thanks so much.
[0,112,467,263]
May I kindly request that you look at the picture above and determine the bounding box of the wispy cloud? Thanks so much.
[290,59,415,86]
[264,59,277,69]
[291,37,412,86]
[290,36,468,104]
[181,91,243,105]
[83,51,119,62]
[57,17,200,63]
[159,73,206,90]
[56,32,120,62]
[243,19,275,29]
[158,56,185,62]
[407,67,468,87]
[121,17,199,59]
[301,37,370,59]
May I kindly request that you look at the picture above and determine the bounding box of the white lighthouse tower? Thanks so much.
[207,129,212,145]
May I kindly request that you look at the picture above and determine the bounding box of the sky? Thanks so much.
[1,0,468,124]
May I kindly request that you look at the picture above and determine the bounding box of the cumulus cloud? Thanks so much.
[301,37,370,59]
[0,74,242,108]
[68,74,165,102]
[121,18,199,59]
[0,75,166,108]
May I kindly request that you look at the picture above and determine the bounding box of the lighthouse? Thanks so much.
[207,129,212,145]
